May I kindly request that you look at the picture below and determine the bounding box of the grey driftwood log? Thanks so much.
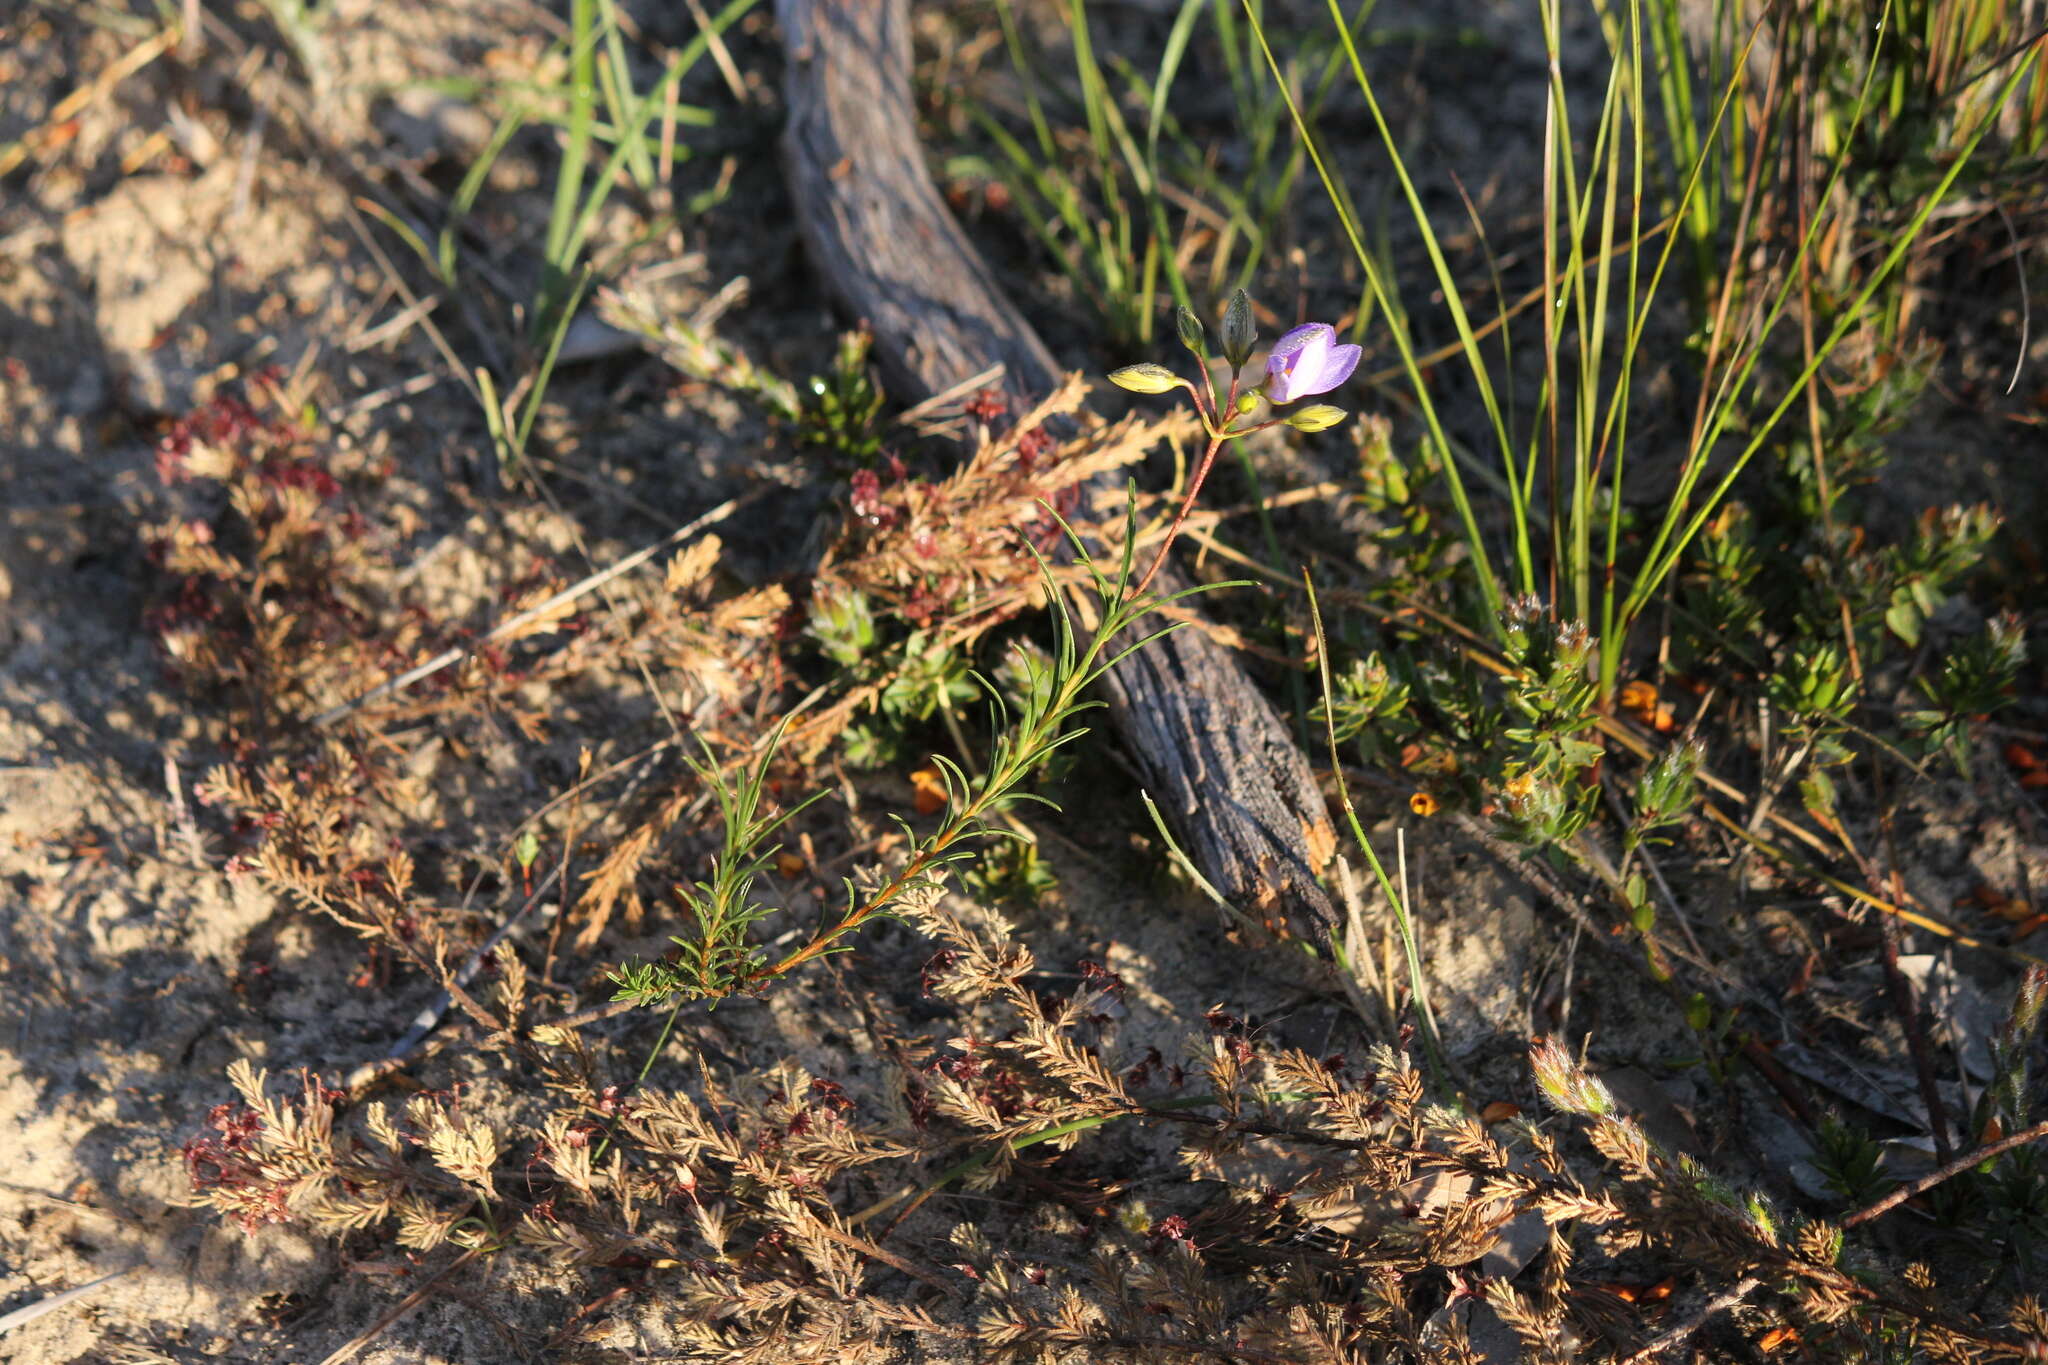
[775,0,1339,942]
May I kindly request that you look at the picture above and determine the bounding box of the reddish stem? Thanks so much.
[1842,1116,2048,1228]
[1132,432,1228,600]
[1133,372,1242,599]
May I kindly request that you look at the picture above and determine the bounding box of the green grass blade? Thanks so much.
[1241,0,1506,627]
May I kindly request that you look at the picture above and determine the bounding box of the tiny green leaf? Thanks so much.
[1886,595,1924,647]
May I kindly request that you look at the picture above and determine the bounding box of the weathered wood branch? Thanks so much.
[775,0,1338,941]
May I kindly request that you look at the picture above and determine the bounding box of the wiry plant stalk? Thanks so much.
[610,509,1219,1007]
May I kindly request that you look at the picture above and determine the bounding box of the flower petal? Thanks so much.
[1269,322,1331,362]
[1316,342,1362,393]
[1266,323,1335,403]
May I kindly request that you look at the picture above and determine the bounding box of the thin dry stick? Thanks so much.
[0,1266,139,1338]
[1618,1277,1761,1365]
[343,863,566,1097]
[1842,1117,2048,1228]
[890,362,1006,430]
[0,1183,146,1231]
[315,1247,483,1365]
[336,195,499,404]
[683,0,749,103]
[311,492,757,728]
[497,442,708,738]
[0,27,179,177]
[534,993,683,1037]
[1740,1036,1823,1133]
[802,1219,958,1295]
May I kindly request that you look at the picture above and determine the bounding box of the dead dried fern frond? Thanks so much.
[819,373,1195,629]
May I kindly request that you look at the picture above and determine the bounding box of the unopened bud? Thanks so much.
[1107,364,1183,395]
[1221,289,1256,370]
[1529,1037,1615,1117]
[1175,306,1207,359]
[1285,404,1346,433]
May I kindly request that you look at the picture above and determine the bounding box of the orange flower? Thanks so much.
[909,766,948,816]
[1607,1278,1677,1304]
[1408,791,1439,817]
[1620,679,1676,732]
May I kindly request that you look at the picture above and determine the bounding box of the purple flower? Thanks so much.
[1262,323,1360,404]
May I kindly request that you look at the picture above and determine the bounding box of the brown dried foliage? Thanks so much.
[162,385,2048,1363]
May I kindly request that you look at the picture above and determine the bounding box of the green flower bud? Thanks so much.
[1529,1037,1615,1117]
[1234,391,1260,416]
[1174,305,1207,359]
[1107,363,1183,395]
[1284,404,1345,432]
[1683,992,1713,1033]
[1220,288,1256,370]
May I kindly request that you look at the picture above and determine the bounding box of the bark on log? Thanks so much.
[776,0,1339,941]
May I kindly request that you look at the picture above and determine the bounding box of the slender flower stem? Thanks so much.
[1133,431,1228,599]
[1134,372,1240,598]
